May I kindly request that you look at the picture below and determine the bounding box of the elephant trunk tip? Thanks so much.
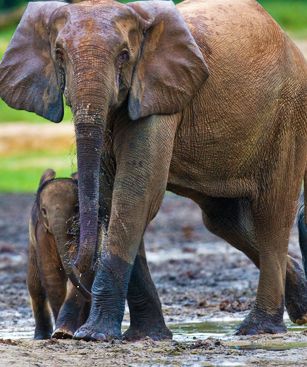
[69,262,92,300]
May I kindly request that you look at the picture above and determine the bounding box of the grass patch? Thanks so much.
[258,0,307,38]
[0,150,77,192]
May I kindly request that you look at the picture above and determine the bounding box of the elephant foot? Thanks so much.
[235,306,286,335]
[52,327,74,339]
[285,259,307,325]
[74,321,122,342]
[123,324,172,341]
[34,325,52,340]
[34,330,52,340]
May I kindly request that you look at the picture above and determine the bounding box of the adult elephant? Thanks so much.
[1,0,307,340]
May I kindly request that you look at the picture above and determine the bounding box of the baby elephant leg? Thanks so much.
[27,246,53,340]
[52,281,91,339]
[123,240,172,341]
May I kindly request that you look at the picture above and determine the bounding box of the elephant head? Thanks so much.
[0,1,208,287]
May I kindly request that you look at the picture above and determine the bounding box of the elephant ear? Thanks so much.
[127,0,209,120]
[0,1,66,123]
[39,169,56,188]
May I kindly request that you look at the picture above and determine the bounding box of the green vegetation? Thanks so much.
[0,0,24,10]
[0,150,77,192]
[259,0,307,38]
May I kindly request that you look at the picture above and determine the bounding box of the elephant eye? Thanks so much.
[41,207,47,217]
[118,49,130,64]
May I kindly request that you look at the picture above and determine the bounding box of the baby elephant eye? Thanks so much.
[118,49,130,64]
[41,208,47,217]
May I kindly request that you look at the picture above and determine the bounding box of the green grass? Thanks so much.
[259,0,307,38]
[0,150,77,192]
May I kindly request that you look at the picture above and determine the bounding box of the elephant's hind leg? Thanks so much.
[124,240,172,341]
[202,196,307,334]
[298,205,307,278]
[285,256,307,325]
[236,213,289,336]
[204,198,307,327]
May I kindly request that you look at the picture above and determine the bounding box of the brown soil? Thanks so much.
[0,193,307,366]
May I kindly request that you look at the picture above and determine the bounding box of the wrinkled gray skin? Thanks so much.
[1,0,307,341]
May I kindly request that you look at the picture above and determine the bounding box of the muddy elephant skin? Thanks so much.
[28,169,90,339]
[1,0,307,340]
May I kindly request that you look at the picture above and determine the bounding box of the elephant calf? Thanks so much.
[27,169,90,339]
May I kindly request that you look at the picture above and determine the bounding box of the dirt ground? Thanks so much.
[0,39,307,367]
[0,193,307,366]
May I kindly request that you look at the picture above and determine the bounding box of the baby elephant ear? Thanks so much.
[39,169,56,187]
[71,172,79,182]
[0,1,66,123]
[128,0,209,120]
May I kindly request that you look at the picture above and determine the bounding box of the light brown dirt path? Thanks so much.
[0,123,75,156]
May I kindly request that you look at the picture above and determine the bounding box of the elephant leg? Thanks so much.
[27,246,53,340]
[238,191,300,335]
[285,257,307,325]
[44,274,67,323]
[298,205,307,278]
[203,197,307,325]
[52,281,90,339]
[237,216,289,335]
[74,115,177,341]
[202,196,306,334]
[123,240,172,341]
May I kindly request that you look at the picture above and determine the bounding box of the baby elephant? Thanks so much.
[28,169,90,339]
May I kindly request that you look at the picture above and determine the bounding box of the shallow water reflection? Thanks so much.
[1,317,307,353]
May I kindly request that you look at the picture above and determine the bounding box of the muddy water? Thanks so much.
[2,317,307,351]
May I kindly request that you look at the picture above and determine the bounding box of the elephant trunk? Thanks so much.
[69,50,111,281]
[74,119,103,274]
[52,214,91,299]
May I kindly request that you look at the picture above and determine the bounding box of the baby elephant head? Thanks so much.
[37,169,78,235]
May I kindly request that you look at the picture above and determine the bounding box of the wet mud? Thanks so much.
[0,193,307,366]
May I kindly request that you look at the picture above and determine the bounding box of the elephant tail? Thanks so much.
[298,171,307,279]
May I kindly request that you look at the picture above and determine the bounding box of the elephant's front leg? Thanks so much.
[74,115,178,341]
[124,240,172,341]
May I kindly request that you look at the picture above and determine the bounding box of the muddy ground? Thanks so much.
[0,193,307,366]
